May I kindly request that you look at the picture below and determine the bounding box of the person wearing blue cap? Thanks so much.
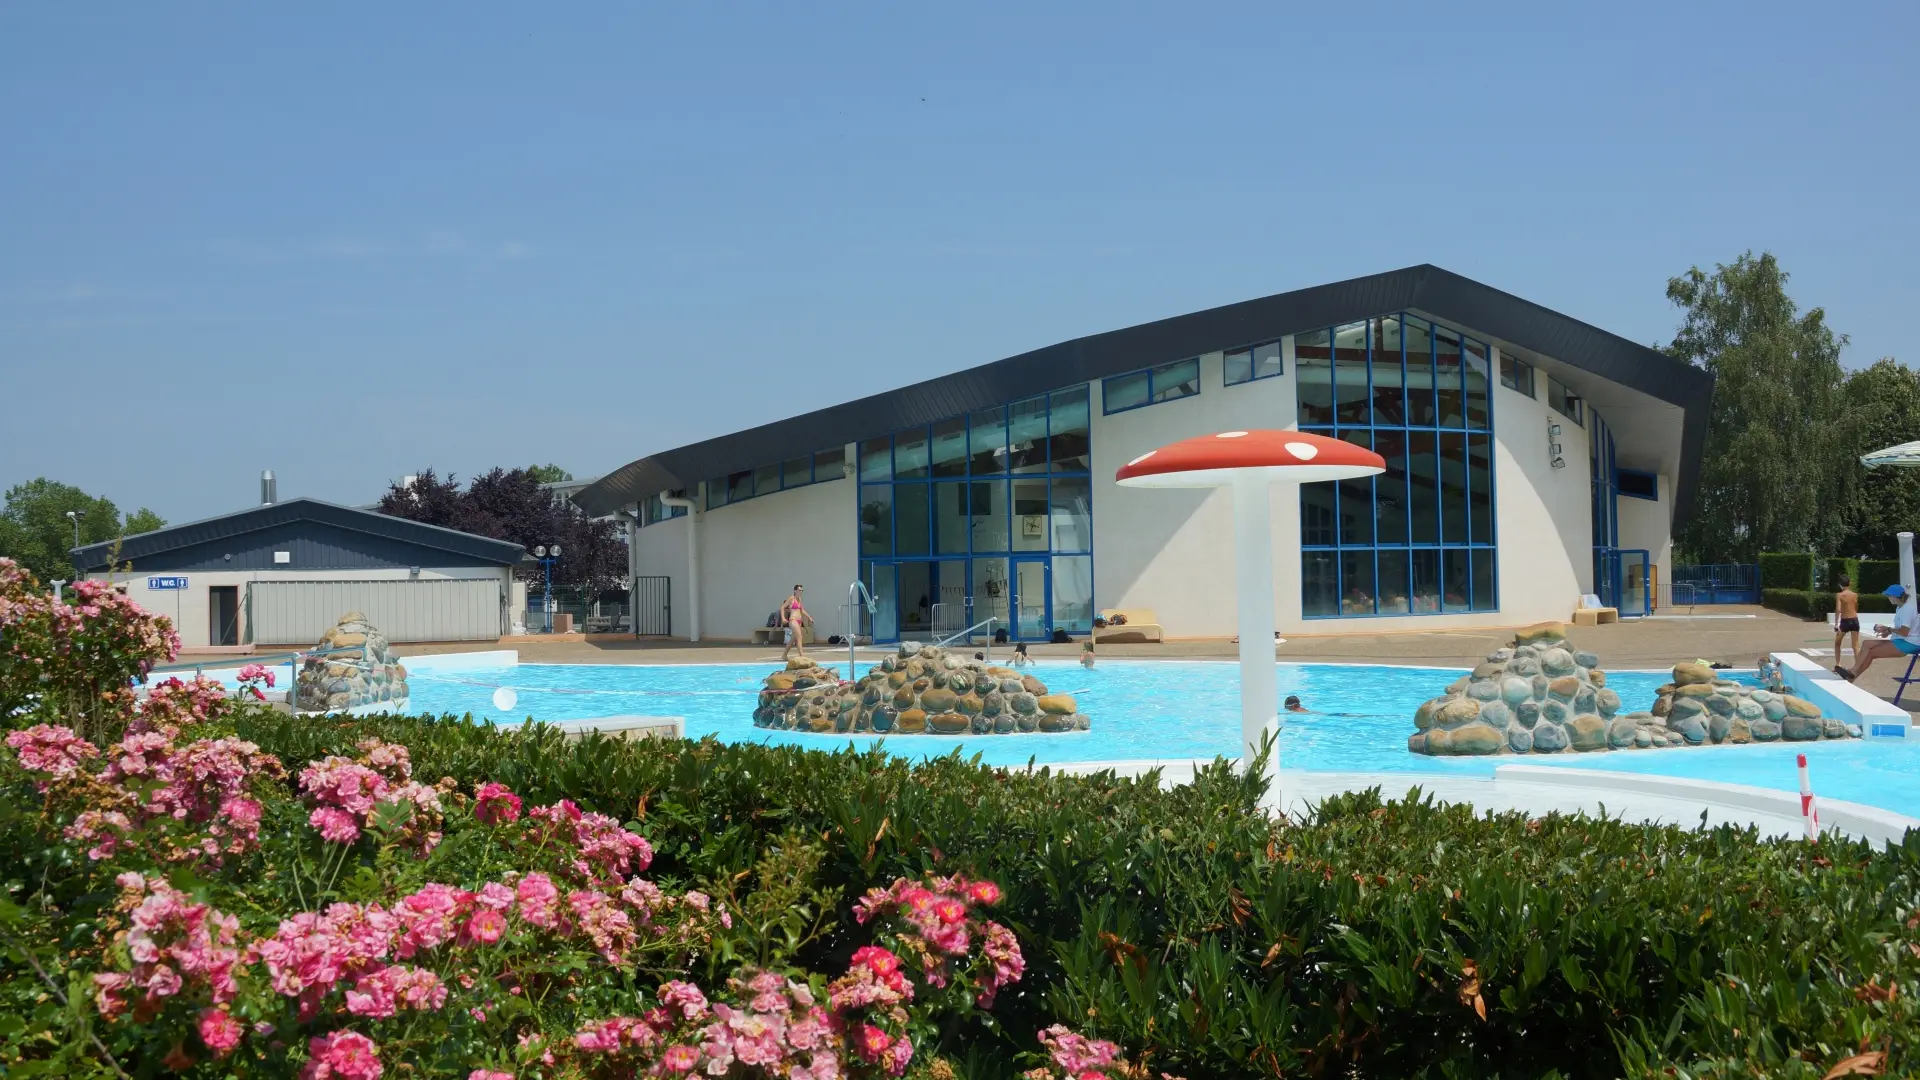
[1836,582,1919,681]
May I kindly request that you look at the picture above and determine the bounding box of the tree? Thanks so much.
[527,464,574,484]
[0,479,166,585]
[123,508,167,536]
[1836,358,1920,558]
[377,467,625,595]
[1665,252,1848,562]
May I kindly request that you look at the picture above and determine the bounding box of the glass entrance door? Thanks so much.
[1011,557,1051,640]
[1618,549,1650,617]
[972,557,1010,642]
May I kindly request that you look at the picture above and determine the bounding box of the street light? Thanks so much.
[533,544,563,633]
[65,509,84,550]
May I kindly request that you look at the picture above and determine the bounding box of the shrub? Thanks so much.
[1825,556,1860,590]
[1757,551,1815,590]
[1763,588,1895,619]
[1860,558,1903,595]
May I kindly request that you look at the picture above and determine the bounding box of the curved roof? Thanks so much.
[574,264,1714,523]
[70,497,527,572]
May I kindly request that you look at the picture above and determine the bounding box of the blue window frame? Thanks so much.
[1224,341,1285,386]
[1499,351,1535,398]
[858,386,1094,640]
[1548,376,1583,426]
[1617,467,1658,501]
[1102,357,1200,414]
[1296,314,1498,618]
[699,446,846,511]
[642,491,689,527]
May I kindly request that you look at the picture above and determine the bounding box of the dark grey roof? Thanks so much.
[574,264,1714,523]
[70,497,527,572]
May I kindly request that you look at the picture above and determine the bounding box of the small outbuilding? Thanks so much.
[73,497,525,648]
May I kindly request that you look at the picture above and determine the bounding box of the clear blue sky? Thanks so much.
[4,2,1915,522]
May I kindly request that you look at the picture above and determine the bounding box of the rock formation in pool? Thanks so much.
[1408,622,1861,756]
[753,641,1090,735]
[295,611,411,714]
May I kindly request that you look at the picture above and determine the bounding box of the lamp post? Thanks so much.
[533,544,563,633]
[65,509,84,550]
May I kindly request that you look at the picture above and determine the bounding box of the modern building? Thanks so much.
[74,495,527,647]
[574,265,1712,644]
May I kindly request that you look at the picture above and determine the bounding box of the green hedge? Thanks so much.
[201,710,1920,1078]
[1826,556,1860,590]
[1860,558,1903,595]
[1758,551,1816,590]
[1762,588,1896,620]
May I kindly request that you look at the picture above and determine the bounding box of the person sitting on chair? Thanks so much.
[1837,584,1918,681]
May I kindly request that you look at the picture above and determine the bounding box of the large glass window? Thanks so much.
[1225,340,1284,386]
[1103,358,1200,414]
[1548,376,1584,426]
[859,386,1096,641]
[1296,312,1497,617]
[1499,350,1535,397]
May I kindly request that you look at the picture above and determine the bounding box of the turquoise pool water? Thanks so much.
[404,660,1920,818]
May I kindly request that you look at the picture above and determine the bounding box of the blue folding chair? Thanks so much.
[1891,639,1920,708]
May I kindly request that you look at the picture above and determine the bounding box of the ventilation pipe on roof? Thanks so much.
[261,470,277,505]
[659,494,701,642]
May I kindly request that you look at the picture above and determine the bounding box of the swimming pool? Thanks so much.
[405,660,1920,817]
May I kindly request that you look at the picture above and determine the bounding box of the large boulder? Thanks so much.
[1409,633,1859,757]
[295,613,409,714]
[754,643,1091,736]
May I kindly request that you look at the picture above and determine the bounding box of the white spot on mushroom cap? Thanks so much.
[1217,430,1248,438]
[1285,441,1319,460]
[1127,450,1156,467]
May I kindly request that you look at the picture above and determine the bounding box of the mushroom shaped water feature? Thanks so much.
[1116,430,1385,782]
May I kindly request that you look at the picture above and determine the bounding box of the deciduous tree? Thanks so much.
[378,467,624,595]
[0,479,166,585]
[1665,252,1848,562]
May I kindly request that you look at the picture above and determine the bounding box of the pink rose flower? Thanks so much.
[198,1008,244,1056]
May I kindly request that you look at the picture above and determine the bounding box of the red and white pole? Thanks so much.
[1796,753,1820,842]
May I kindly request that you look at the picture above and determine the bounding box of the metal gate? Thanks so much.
[247,578,505,644]
[631,575,671,636]
[1669,563,1761,605]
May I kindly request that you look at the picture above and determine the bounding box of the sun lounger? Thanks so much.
[1095,608,1164,644]
[1571,594,1618,626]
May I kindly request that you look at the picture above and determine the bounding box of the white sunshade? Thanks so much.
[1861,441,1920,468]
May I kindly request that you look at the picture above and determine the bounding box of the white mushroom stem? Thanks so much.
[1231,472,1278,782]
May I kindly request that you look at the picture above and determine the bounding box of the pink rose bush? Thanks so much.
[299,738,448,851]
[10,718,284,863]
[0,557,181,743]
[854,873,1026,1008]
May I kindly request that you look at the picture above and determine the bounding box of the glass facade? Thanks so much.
[859,387,1093,641]
[1297,314,1498,617]
[1102,358,1200,414]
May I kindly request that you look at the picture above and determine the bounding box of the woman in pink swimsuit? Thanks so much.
[780,585,811,661]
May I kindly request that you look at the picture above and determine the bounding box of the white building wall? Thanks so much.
[631,478,856,641]
[89,566,511,647]
[1488,365,1594,621]
[1615,474,1674,605]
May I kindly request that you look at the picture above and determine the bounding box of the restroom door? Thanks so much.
[209,586,239,646]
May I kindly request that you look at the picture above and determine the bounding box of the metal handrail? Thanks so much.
[846,580,877,682]
[933,616,999,663]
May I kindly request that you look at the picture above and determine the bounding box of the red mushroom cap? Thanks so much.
[1115,430,1386,488]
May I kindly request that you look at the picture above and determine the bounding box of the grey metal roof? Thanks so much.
[573,264,1714,523]
[70,497,527,572]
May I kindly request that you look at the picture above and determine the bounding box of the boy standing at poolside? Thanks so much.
[1834,574,1861,673]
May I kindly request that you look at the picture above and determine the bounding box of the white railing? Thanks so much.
[933,616,999,664]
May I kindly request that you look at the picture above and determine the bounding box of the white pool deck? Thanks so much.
[1043,760,1917,848]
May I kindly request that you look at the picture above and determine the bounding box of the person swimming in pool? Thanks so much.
[1011,642,1034,667]
[1284,695,1309,713]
